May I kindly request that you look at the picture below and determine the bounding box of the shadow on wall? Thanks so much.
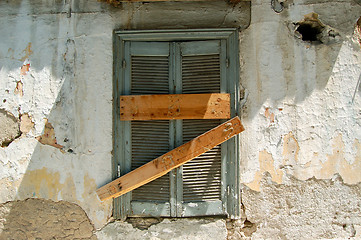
[0,0,360,237]
[0,0,115,233]
[240,3,361,120]
[0,0,252,235]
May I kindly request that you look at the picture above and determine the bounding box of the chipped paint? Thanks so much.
[36,120,64,150]
[282,132,300,166]
[246,150,283,191]
[19,113,34,134]
[20,43,33,62]
[20,62,30,76]
[264,107,275,123]
[17,167,63,199]
[14,81,23,97]
[16,168,111,229]
[0,0,361,238]
[317,134,361,184]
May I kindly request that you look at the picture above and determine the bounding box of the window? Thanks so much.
[113,29,240,219]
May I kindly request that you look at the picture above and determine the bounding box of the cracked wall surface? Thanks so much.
[96,218,227,240]
[0,0,361,239]
[241,174,361,239]
[240,0,361,188]
[238,0,361,238]
[0,0,250,236]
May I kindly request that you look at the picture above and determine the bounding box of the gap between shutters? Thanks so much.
[96,116,244,201]
[119,93,230,120]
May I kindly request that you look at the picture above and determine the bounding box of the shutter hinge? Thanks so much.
[117,164,121,177]
[122,60,126,69]
[226,58,229,68]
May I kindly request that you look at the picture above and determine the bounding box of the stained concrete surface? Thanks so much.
[241,173,361,239]
[96,218,227,240]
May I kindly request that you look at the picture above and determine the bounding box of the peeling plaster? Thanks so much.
[282,132,300,166]
[19,113,34,135]
[20,61,30,76]
[246,150,283,191]
[13,81,23,97]
[1,0,361,237]
[318,134,361,184]
[16,167,112,229]
[241,173,361,239]
[240,0,361,193]
[35,120,64,150]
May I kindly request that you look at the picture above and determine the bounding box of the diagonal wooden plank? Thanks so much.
[119,93,230,120]
[96,116,244,201]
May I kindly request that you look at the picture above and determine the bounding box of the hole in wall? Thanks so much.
[295,13,341,44]
[296,22,323,41]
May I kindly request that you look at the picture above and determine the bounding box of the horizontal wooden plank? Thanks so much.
[119,93,230,120]
[96,116,244,201]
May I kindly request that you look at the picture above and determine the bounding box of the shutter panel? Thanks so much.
[115,30,240,220]
[178,40,226,216]
[182,120,222,202]
[128,42,172,216]
[131,120,170,202]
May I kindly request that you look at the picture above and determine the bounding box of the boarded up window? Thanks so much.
[113,29,241,219]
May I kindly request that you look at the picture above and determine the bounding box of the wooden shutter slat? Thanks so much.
[130,52,171,204]
[180,48,224,204]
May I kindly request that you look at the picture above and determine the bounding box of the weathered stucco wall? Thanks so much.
[0,0,361,239]
[238,0,361,239]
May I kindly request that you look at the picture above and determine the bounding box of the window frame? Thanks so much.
[113,29,241,220]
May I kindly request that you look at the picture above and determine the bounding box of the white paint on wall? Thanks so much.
[0,0,361,237]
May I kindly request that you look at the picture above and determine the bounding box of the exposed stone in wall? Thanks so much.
[241,173,361,239]
[0,109,20,147]
[0,198,96,239]
[96,218,227,240]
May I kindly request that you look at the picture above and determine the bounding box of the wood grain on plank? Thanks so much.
[119,93,230,120]
[96,116,244,201]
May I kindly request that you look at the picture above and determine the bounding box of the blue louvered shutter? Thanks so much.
[122,40,229,217]
[176,40,227,216]
[126,42,172,216]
